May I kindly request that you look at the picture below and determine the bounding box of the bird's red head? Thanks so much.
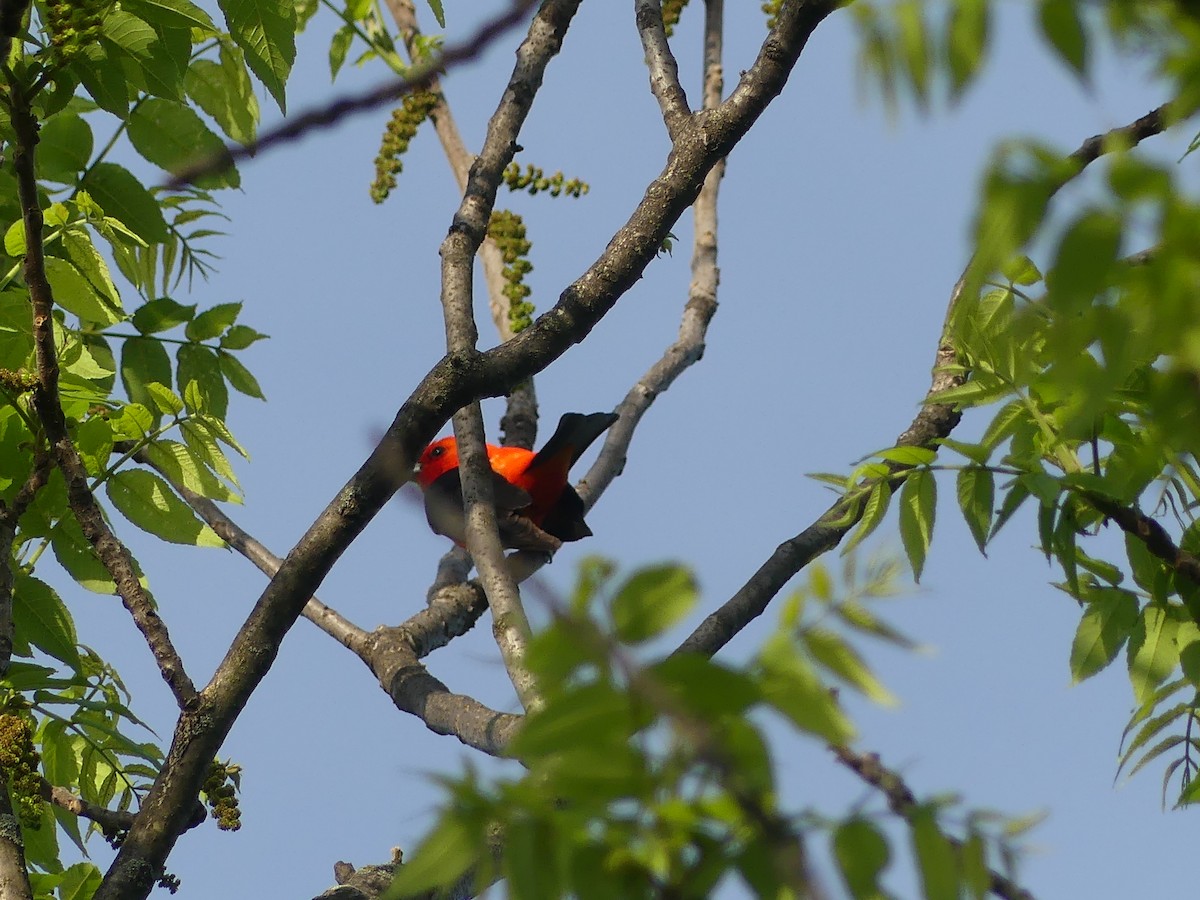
[415,437,460,488]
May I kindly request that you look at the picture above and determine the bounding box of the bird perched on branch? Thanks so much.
[415,411,619,553]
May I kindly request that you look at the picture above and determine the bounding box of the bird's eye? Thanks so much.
[430,446,445,459]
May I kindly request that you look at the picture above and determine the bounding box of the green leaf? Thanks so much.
[1039,0,1088,77]
[220,324,268,349]
[1126,531,1170,601]
[911,806,959,900]
[51,515,119,595]
[329,24,354,80]
[425,0,445,28]
[61,231,122,308]
[217,350,265,399]
[1048,210,1120,314]
[186,301,242,341]
[121,338,173,412]
[1127,605,1181,706]
[106,469,224,546]
[218,0,297,112]
[184,47,259,145]
[177,344,228,417]
[758,633,855,744]
[38,115,93,183]
[44,257,122,324]
[872,445,936,466]
[511,682,638,758]
[56,862,103,900]
[647,654,762,717]
[957,466,994,554]
[144,439,238,502]
[610,563,697,644]
[899,468,936,582]
[132,297,196,334]
[12,575,81,669]
[108,403,155,441]
[101,10,186,102]
[181,418,240,487]
[74,415,114,477]
[3,220,24,257]
[81,163,169,244]
[121,0,216,30]
[947,0,988,95]
[1069,587,1139,683]
[384,816,476,898]
[803,628,897,706]
[844,480,892,554]
[1001,253,1042,286]
[71,43,131,117]
[833,818,890,900]
[127,100,239,190]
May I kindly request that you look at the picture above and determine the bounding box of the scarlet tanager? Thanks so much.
[415,412,619,553]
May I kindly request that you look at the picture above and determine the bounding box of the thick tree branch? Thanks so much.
[8,89,198,712]
[0,785,31,900]
[171,476,515,753]
[96,5,833,896]
[677,99,1175,658]
[833,745,1035,900]
[169,482,370,655]
[635,0,692,138]
[450,406,541,710]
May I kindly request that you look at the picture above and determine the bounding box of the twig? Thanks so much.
[166,0,541,189]
[8,87,198,711]
[580,0,725,505]
[833,745,1036,900]
[1081,490,1200,587]
[169,483,370,655]
[383,0,524,348]
[635,0,692,138]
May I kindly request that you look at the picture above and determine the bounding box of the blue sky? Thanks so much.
[60,2,1200,897]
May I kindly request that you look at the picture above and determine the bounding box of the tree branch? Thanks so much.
[580,0,725,505]
[0,784,32,900]
[832,745,1035,900]
[8,87,198,712]
[96,5,834,895]
[635,0,692,138]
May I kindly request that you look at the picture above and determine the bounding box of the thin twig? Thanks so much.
[677,101,1174,658]
[833,745,1036,900]
[581,0,725,505]
[166,0,541,189]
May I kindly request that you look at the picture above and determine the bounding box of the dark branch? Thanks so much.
[8,85,197,711]
[166,0,540,189]
[833,745,1036,900]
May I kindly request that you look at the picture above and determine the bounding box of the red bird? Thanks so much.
[415,412,619,553]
